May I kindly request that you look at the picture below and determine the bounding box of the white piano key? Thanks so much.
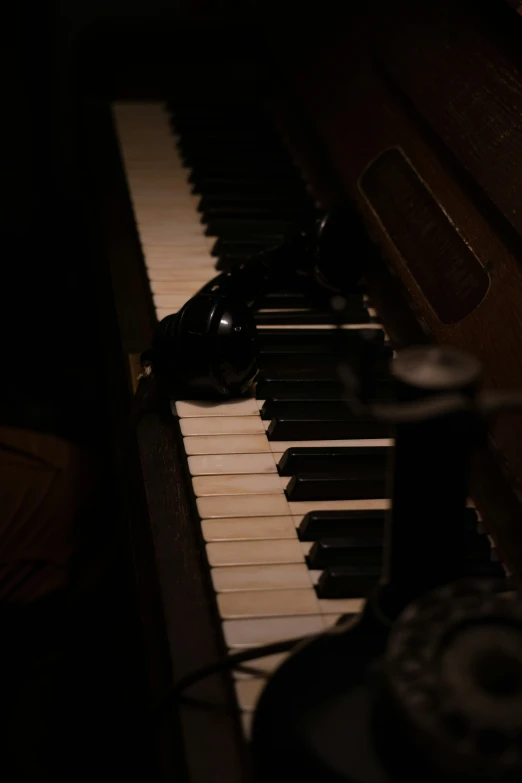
[198,493,290,519]
[142,244,214,258]
[149,280,206,295]
[224,615,326,647]
[174,398,259,417]
[206,539,303,567]
[113,102,217,320]
[193,473,287,497]
[185,435,271,456]
[271,439,393,452]
[149,278,204,297]
[235,679,266,711]
[147,268,213,282]
[241,712,254,739]
[187,453,278,476]
[288,499,390,515]
[144,254,212,267]
[218,588,320,619]
[324,614,346,628]
[180,416,265,436]
[201,516,297,542]
[153,293,202,310]
[211,564,313,592]
[318,598,364,615]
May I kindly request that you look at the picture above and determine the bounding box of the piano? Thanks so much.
[80,0,522,780]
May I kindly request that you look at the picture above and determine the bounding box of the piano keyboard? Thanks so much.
[113,100,504,740]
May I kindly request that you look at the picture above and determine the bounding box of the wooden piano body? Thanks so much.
[80,0,522,779]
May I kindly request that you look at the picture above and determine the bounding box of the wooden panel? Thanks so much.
[360,148,490,324]
[377,0,522,240]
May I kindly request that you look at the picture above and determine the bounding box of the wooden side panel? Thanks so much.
[377,0,522,239]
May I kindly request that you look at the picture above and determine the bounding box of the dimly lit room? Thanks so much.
[2,1,522,780]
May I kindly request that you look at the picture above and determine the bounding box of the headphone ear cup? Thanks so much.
[152,294,258,399]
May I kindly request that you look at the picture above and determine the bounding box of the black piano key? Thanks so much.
[267,417,391,441]
[255,379,345,399]
[255,291,317,310]
[178,137,281,154]
[286,473,387,501]
[192,167,297,193]
[172,114,275,133]
[316,562,505,600]
[256,327,383,353]
[254,309,370,325]
[260,400,370,421]
[257,354,341,371]
[258,365,338,383]
[258,348,390,367]
[182,150,293,168]
[192,177,306,196]
[298,510,386,541]
[277,446,389,476]
[202,205,315,224]
[261,400,347,420]
[173,118,274,134]
[212,236,285,256]
[198,191,311,211]
[204,218,299,238]
[307,538,383,569]
[309,529,491,570]
[298,507,479,542]
[191,165,298,186]
[258,355,390,381]
[316,566,380,598]
[255,377,395,402]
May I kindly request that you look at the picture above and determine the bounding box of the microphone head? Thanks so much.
[313,206,370,292]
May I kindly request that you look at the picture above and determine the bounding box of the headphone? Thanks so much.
[149,207,370,399]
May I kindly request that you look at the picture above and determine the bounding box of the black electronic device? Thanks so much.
[147,208,370,398]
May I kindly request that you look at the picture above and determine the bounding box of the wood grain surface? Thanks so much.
[378,0,522,240]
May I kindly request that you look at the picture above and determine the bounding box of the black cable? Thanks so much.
[151,634,316,723]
